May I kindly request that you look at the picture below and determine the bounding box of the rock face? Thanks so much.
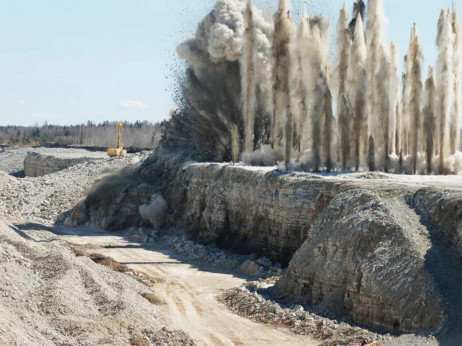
[24,152,105,177]
[410,189,462,255]
[179,164,340,263]
[276,189,445,334]
[68,150,462,334]
[69,153,342,263]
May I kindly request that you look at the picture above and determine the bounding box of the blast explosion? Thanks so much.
[173,0,462,175]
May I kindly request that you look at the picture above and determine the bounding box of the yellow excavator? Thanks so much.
[107,122,127,157]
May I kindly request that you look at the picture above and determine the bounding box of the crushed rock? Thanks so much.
[218,280,438,346]
[128,228,284,277]
[0,147,150,224]
[0,220,194,345]
[0,146,35,174]
[129,228,437,345]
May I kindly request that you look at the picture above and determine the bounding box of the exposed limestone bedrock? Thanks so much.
[67,150,462,334]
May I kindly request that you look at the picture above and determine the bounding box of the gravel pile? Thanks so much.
[219,280,438,346]
[0,220,194,345]
[0,147,109,175]
[0,146,34,174]
[0,148,150,224]
[131,229,434,344]
[129,228,284,277]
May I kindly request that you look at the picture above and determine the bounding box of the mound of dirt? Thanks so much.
[0,148,149,224]
[0,220,193,345]
[276,190,445,334]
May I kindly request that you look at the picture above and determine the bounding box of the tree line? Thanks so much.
[0,120,165,149]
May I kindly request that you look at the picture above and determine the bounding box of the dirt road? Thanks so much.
[33,227,318,346]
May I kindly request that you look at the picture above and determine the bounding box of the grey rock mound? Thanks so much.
[24,151,105,177]
[0,220,193,345]
[276,189,445,334]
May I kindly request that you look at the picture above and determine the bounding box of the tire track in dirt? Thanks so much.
[61,232,318,346]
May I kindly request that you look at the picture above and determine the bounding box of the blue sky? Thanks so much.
[0,0,458,126]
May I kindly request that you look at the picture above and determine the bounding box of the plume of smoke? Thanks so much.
[293,42,305,152]
[398,149,404,173]
[366,0,385,151]
[207,0,246,62]
[171,0,462,175]
[298,13,329,155]
[451,5,461,155]
[323,71,335,172]
[338,94,352,170]
[353,68,367,171]
[401,55,412,156]
[284,104,294,168]
[172,0,275,161]
[139,194,168,229]
[86,164,139,205]
[292,10,314,153]
[251,7,274,149]
[377,45,391,172]
[389,43,400,155]
[347,15,367,169]
[368,135,375,171]
[252,5,274,109]
[272,0,297,149]
[289,15,306,155]
[241,1,257,153]
[174,1,245,161]
[298,10,312,153]
[300,16,330,171]
[436,9,454,174]
[395,103,401,158]
[333,1,351,103]
[443,152,462,174]
[423,66,436,174]
[409,24,423,174]
[334,2,351,170]
[347,15,366,111]
[312,72,324,172]
[284,6,299,167]
[241,144,283,166]
[348,0,366,40]
[231,124,240,162]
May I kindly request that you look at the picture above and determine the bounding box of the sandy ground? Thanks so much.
[20,225,318,346]
[0,221,194,345]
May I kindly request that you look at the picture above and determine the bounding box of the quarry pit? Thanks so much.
[4,0,462,343]
[1,146,460,345]
[66,149,462,343]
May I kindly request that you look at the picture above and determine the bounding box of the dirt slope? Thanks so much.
[0,221,192,345]
[25,226,318,346]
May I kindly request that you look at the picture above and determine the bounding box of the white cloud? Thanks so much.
[119,100,148,110]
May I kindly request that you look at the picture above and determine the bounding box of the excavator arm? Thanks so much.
[107,123,127,157]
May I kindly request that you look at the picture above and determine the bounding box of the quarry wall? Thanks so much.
[178,164,341,263]
[67,151,462,334]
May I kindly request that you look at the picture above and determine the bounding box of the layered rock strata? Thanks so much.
[67,150,462,334]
